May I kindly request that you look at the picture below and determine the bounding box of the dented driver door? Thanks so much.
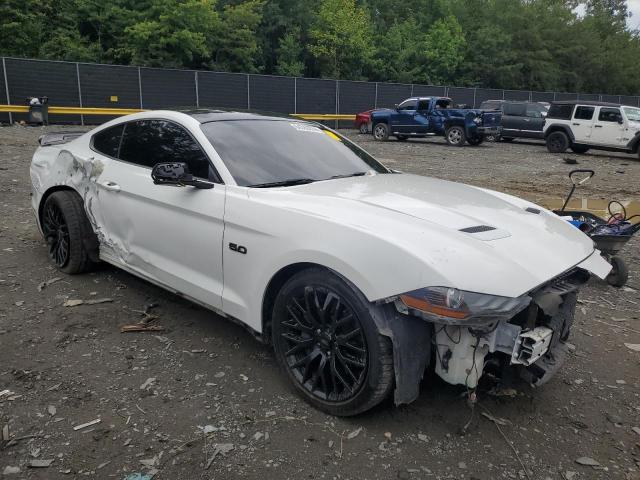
[93,119,226,310]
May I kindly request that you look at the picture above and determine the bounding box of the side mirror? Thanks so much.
[151,162,214,189]
[617,115,624,124]
[394,104,399,110]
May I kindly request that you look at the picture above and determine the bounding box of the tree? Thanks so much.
[308,0,374,78]
[213,0,263,72]
[423,15,466,84]
[275,26,305,76]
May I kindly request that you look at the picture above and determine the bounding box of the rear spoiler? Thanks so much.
[38,131,85,146]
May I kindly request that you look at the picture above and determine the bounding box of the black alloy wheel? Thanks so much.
[277,285,368,402]
[42,201,70,268]
[271,268,394,416]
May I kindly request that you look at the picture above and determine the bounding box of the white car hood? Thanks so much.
[250,173,605,298]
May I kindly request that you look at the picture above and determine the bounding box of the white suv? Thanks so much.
[543,101,640,158]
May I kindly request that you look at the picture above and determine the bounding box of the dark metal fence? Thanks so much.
[2,56,639,125]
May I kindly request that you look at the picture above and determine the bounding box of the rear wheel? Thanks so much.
[606,256,629,287]
[271,268,394,416]
[445,126,466,147]
[41,191,98,274]
[570,145,590,154]
[373,123,389,141]
[546,131,569,153]
[359,123,368,134]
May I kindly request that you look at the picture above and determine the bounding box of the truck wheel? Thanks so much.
[271,268,394,416]
[359,123,368,134]
[467,135,484,146]
[41,190,98,274]
[445,126,466,147]
[373,123,389,141]
[570,145,589,154]
[546,131,569,153]
[606,256,629,287]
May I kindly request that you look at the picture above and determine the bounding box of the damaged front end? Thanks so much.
[379,267,590,405]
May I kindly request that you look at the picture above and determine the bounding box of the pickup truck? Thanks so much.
[370,97,502,146]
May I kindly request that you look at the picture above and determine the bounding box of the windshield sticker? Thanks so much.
[323,130,342,142]
[289,122,323,134]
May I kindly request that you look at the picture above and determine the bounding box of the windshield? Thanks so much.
[623,106,640,122]
[200,120,389,186]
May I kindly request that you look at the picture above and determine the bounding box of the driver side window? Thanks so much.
[119,120,214,180]
[598,107,621,123]
[398,100,417,111]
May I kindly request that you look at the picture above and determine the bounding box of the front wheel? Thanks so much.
[485,133,500,142]
[445,126,466,147]
[271,268,394,416]
[546,131,569,153]
[373,123,389,141]
[606,256,629,287]
[359,123,369,134]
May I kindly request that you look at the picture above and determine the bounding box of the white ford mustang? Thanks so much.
[30,110,611,416]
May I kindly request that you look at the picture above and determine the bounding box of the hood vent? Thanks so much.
[459,225,496,234]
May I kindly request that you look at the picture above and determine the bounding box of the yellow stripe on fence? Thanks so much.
[0,105,356,120]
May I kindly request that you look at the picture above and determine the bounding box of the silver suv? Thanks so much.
[543,101,640,158]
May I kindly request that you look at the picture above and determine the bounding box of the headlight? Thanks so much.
[395,287,530,326]
[473,116,482,124]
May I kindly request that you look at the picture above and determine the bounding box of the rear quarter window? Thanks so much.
[92,124,124,158]
[547,104,574,120]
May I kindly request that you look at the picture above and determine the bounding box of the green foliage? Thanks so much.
[308,0,373,78]
[1,0,640,95]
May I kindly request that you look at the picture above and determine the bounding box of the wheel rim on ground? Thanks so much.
[277,286,368,402]
[448,128,462,144]
[374,125,386,140]
[42,202,70,267]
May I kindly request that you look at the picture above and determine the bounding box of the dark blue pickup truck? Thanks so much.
[370,97,502,146]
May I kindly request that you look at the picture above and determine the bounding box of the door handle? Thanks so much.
[572,123,580,126]
[594,125,603,128]
[100,181,121,192]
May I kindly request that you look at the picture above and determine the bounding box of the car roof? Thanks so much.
[550,100,624,107]
[179,108,299,123]
[403,97,452,102]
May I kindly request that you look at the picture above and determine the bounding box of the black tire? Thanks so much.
[570,145,590,154]
[372,123,389,141]
[546,131,569,153]
[359,123,368,134]
[41,190,98,274]
[396,135,408,141]
[501,137,515,142]
[271,268,394,416]
[467,135,484,146]
[445,126,466,147]
[606,256,629,287]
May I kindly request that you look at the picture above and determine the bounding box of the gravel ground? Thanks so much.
[1,124,639,480]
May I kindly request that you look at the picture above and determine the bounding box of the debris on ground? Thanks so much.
[206,443,234,469]
[28,459,54,468]
[72,418,101,431]
[624,343,640,352]
[120,324,166,333]
[64,298,113,307]
[347,427,363,439]
[37,277,61,291]
[575,457,600,466]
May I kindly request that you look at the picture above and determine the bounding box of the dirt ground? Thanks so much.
[1,124,639,480]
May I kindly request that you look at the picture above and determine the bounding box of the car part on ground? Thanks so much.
[30,109,613,415]
[370,97,501,146]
